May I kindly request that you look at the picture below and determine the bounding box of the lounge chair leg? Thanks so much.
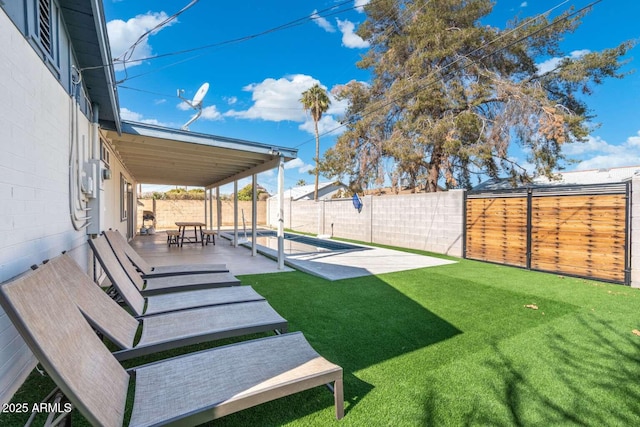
[334,378,344,420]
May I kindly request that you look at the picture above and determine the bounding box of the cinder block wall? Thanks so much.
[267,190,465,256]
[370,190,465,255]
[137,199,267,230]
[632,176,640,288]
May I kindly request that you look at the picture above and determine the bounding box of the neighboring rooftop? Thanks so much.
[275,182,348,200]
[473,165,640,192]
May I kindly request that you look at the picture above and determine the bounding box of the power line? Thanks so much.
[114,0,374,83]
[293,0,598,149]
[115,0,200,64]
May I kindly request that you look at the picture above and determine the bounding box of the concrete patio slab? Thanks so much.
[129,230,457,281]
[129,232,293,276]
[236,234,458,281]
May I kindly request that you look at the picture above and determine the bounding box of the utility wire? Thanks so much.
[119,0,360,66]
[112,0,383,83]
[294,0,597,149]
[115,0,200,65]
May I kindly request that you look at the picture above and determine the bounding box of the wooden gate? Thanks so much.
[465,183,630,284]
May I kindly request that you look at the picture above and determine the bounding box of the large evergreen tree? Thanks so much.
[321,0,633,191]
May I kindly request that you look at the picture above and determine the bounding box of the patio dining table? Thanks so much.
[175,221,206,247]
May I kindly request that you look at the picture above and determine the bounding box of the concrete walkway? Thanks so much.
[131,231,457,281]
[252,240,457,281]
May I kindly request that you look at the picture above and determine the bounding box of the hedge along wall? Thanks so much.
[137,199,267,230]
[267,190,466,256]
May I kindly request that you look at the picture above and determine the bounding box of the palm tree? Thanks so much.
[300,84,331,201]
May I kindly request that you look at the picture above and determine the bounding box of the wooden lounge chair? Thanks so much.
[47,256,287,361]
[0,261,344,425]
[60,253,264,316]
[89,236,239,296]
[106,229,228,277]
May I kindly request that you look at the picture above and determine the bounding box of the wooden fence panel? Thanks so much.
[465,196,528,267]
[530,194,627,282]
[465,186,629,284]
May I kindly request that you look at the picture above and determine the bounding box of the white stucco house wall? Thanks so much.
[0,0,135,404]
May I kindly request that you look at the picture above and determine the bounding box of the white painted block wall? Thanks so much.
[268,190,465,256]
[0,11,90,405]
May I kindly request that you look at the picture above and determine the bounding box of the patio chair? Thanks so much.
[106,229,229,277]
[60,253,265,316]
[46,255,288,361]
[0,261,344,426]
[90,235,240,296]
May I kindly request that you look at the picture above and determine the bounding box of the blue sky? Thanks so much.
[103,0,640,194]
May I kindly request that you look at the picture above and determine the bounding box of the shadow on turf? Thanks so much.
[421,313,640,426]
[2,271,464,426]
[220,271,465,424]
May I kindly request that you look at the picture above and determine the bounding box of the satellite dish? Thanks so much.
[177,82,209,130]
[192,82,209,108]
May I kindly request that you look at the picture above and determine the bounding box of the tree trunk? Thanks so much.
[314,119,320,202]
[426,142,442,192]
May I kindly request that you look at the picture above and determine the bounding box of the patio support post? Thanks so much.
[216,187,221,236]
[204,190,208,229]
[277,155,285,269]
[233,180,238,247]
[208,188,213,230]
[252,173,257,257]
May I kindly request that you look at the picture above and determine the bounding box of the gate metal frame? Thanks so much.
[464,181,631,285]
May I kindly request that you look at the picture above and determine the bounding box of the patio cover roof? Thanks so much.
[104,121,297,188]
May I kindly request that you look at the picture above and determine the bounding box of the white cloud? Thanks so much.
[536,49,590,75]
[225,96,238,105]
[299,164,314,173]
[120,107,168,126]
[284,158,313,173]
[225,74,316,122]
[284,158,304,170]
[177,103,222,122]
[336,18,369,49]
[299,115,344,137]
[223,75,348,135]
[225,75,318,121]
[201,105,222,121]
[520,2,528,7]
[154,99,166,105]
[355,0,371,13]
[286,158,314,175]
[566,131,640,170]
[107,11,175,70]
[563,135,614,156]
[311,9,335,33]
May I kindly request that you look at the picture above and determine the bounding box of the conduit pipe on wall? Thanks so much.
[86,103,105,235]
[68,67,90,230]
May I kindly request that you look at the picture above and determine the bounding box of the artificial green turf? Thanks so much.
[2,256,639,426]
